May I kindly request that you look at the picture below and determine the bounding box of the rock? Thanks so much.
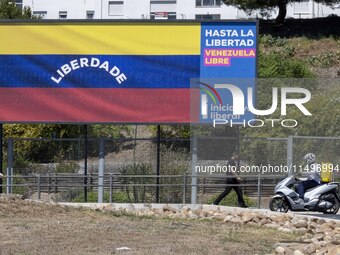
[331,239,340,245]
[192,209,202,216]
[317,219,326,225]
[98,204,113,211]
[332,234,340,242]
[212,214,225,220]
[294,220,308,229]
[206,210,215,217]
[181,206,190,212]
[0,193,24,200]
[272,215,287,223]
[311,238,322,249]
[319,241,327,247]
[278,227,293,234]
[260,219,271,226]
[302,244,316,255]
[163,205,177,213]
[256,213,267,220]
[324,236,333,243]
[319,223,333,233]
[199,211,209,217]
[293,250,304,255]
[313,233,325,241]
[308,222,318,230]
[232,218,244,224]
[326,220,336,229]
[314,250,326,255]
[145,211,155,217]
[296,228,308,235]
[246,222,258,227]
[187,210,198,219]
[275,246,285,254]
[242,212,255,223]
[310,218,318,223]
[252,217,261,223]
[223,215,234,223]
[305,228,315,235]
[265,223,279,229]
[284,221,294,229]
[327,246,340,255]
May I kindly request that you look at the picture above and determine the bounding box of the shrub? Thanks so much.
[208,191,256,207]
[259,53,314,78]
[118,163,154,203]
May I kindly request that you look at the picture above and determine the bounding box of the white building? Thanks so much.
[21,0,340,20]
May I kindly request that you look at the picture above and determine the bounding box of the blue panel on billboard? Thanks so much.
[193,21,257,124]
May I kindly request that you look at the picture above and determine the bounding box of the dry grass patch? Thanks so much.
[0,197,296,255]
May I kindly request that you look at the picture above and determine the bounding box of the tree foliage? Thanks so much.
[0,0,35,19]
[3,124,132,163]
[221,0,340,24]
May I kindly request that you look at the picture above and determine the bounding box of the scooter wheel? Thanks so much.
[269,196,289,213]
[322,193,340,214]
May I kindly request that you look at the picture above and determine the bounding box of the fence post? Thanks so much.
[37,174,41,200]
[182,173,187,204]
[191,137,198,204]
[54,173,58,194]
[98,138,105,203]
[7,138,14,194]
[156,125,161,203]
[257,174,261,209]
[83,124,88,202]
[109,174,113,203]
[0,123,3,194]
[48,173,51,194]
[287,136,294,176]
[88,172,92,193]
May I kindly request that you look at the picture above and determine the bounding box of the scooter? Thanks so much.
[269,175,340,214]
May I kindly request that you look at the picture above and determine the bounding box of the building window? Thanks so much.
[150,0,177,3]
[108,1,124,16]
[33,11,47,19]
[196,0,221,7]
[195,14,220,20]
[59,11,67,19]
[86,10,95,19]
[15,0,22,10]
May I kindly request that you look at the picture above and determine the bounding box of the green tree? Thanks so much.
[221,0,340,24]
[0,0,35,19]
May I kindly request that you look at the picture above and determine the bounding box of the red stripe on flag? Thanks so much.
[0,88,198,123]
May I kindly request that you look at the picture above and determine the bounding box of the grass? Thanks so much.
[0,197,296,255]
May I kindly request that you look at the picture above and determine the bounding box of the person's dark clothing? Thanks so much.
[213,158,247,207]
[297,179,319,199]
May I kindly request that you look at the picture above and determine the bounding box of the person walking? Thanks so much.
[213,153,248,208]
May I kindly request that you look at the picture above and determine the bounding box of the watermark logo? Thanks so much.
[196,80,312,128]
[197,82,223,119]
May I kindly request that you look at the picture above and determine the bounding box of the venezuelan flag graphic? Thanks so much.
[0,21,257,123]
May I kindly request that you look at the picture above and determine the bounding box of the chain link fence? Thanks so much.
[1,131,339,208]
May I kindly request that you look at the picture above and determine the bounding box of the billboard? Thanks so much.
[0,21,257,123]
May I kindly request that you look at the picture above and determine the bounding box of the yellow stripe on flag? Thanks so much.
[0,23,201,55]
